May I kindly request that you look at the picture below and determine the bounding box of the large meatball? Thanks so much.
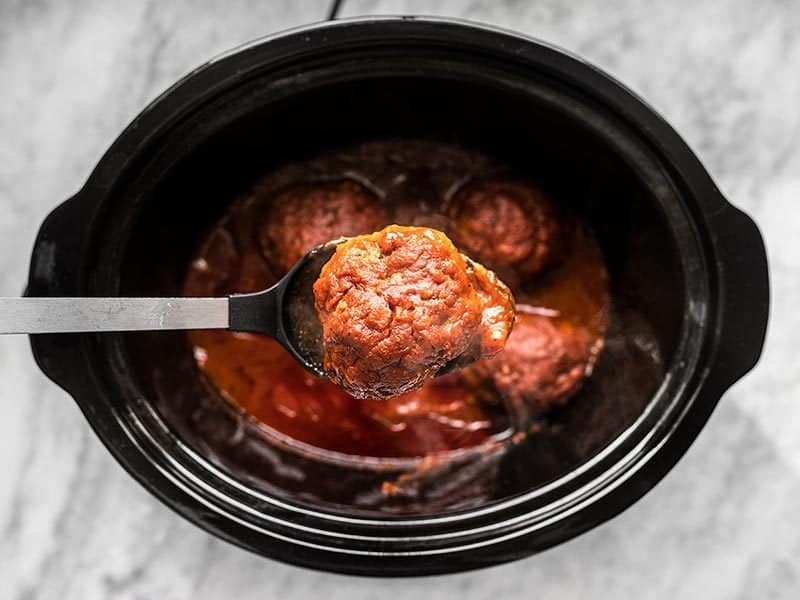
[469,307,601,423]
[259,180,389,274]
[468,222,610,423]
[446,178,563,281]
[313,225,515,400]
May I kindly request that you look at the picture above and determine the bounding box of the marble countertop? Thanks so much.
[1,0,798,597]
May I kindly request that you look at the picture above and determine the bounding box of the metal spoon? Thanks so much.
[0,240,339,378]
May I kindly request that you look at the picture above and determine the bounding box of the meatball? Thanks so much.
[446,178,563,280]
[466,256,519,358]
[259,180,389,274]
[313,225,515,400]
[469,307,601,423]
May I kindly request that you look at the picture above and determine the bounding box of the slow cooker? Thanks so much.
[25,18,769,575]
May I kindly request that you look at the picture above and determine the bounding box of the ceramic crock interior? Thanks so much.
[108,59,695,516]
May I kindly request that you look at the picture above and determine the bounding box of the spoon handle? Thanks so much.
[0,297,229,333]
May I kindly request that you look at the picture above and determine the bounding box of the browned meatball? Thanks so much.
[467,306,601,426]
[313,225,515,400]
[490,312,590,405]
[466,222,610,422]
[446,178,563,280]
[259,180,389,274]
[466,256,519,358]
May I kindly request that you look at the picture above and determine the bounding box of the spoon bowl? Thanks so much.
[229,239,339,377]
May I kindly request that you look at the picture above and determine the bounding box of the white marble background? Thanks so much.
[1,0,798,597]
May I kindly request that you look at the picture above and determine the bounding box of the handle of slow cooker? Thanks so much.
[708,202,769,391]
[26,193,94,297]
[26,192,97,394]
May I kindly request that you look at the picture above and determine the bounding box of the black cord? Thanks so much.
[327,0,344,20]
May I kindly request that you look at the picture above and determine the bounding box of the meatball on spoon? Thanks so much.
[0,227,515,397]
[0,240,340,378]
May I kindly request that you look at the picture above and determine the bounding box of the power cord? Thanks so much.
[327,0,344,20]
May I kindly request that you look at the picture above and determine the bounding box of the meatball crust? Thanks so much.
[313,225,515,400]
[465,257,517,358]
[447,178,563,280]
[259,180,389,274]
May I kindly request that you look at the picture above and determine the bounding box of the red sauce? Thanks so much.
[190,330,501,458]
[183,147,608,462]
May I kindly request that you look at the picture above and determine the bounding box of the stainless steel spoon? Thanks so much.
[0,240,339,378]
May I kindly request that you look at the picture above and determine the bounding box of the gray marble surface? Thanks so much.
[1,0,798,597]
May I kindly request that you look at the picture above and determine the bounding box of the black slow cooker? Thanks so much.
[25,18,769,575]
